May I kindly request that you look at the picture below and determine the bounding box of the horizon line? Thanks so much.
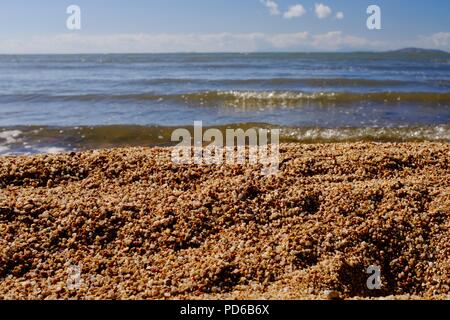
[0,48,448,55]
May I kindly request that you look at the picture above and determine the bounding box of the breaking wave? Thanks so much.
[2,91,450,108]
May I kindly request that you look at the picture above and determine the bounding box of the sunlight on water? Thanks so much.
[0,52,449,153]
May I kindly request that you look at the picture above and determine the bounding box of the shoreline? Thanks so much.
[1,124,450,157]
[0,142,449,299]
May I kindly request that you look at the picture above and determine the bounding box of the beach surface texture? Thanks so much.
[0,142,449,299]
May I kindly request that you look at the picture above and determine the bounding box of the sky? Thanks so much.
[0,0,449,53]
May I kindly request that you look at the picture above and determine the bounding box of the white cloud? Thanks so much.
[335,12,344,20]
[311,31,370,50]
[283,4,306,19]
[315,3,332,19]
[0,31,380,54]
[4,31,430,54]
[266,32,309,48]
[261,0,280,15]
[415,32,450,50]
[431,32,450,47]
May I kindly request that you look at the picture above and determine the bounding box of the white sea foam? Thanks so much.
[35,147,68,155]
[283,125,450,142]
[0,130,22,144]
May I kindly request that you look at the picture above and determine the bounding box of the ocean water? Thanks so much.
[0,52,449,154]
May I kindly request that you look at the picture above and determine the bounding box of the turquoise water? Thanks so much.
[0,52,449,154]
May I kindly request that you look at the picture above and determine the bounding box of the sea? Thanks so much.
[0,52,449,155]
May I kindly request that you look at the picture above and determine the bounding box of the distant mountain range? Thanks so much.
[388,47,449,54]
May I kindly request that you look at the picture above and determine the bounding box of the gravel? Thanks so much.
[0,142,448,300]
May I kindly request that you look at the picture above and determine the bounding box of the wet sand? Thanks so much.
[0,142,449,300]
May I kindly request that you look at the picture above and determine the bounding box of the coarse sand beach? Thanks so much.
[0,142,448,300]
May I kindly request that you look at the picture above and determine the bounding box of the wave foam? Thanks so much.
[0,130,22,144]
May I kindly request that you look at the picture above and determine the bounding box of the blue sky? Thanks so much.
[0,0,449,53]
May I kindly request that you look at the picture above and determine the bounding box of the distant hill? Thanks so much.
[389,47,448,54]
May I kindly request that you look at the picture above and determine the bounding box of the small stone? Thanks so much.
[325,290,341,300]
